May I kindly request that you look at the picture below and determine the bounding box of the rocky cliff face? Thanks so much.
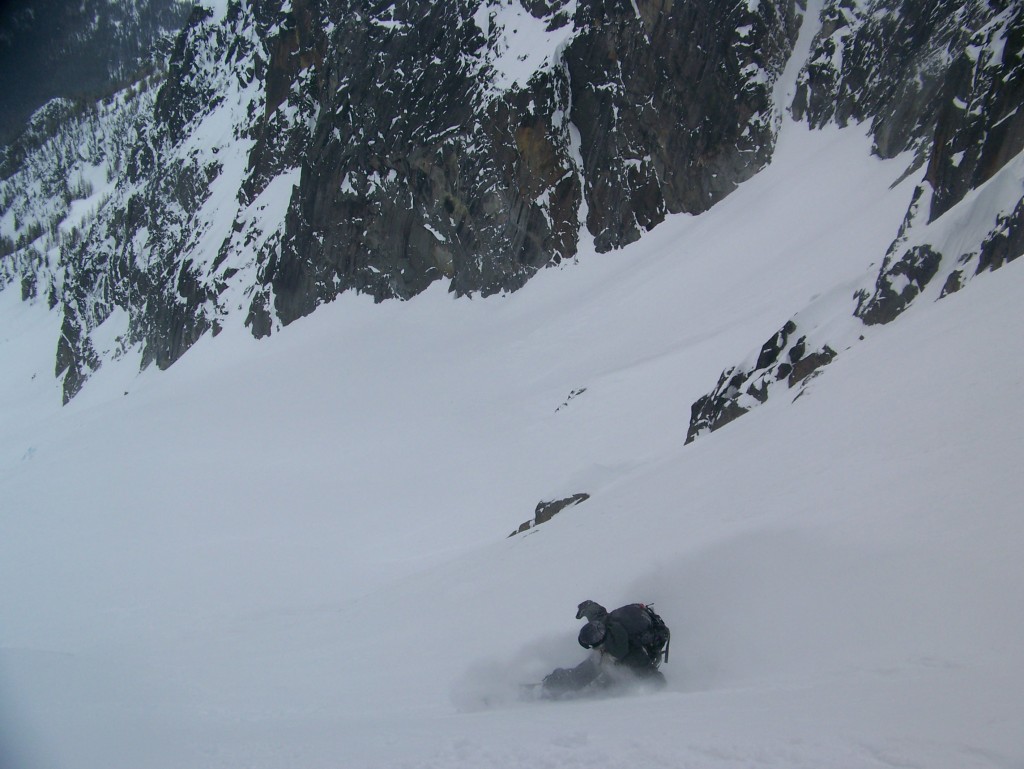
[1,0,1022,409]
[255,0,801,329]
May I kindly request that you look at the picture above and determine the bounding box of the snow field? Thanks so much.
[1,118,1022,769]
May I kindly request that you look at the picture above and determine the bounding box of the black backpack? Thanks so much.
[640,605,671,665]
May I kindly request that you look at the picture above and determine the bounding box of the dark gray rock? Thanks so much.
[787,346,836,388]
[855,244,942,326]
[939,268,966,298]
[565,0,800,251]
[924,3,1024,222]
[976,195,1024,274]
[685,316,838,444]
[510,492,591,536]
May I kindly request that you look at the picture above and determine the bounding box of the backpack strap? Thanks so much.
[642,604,671,664]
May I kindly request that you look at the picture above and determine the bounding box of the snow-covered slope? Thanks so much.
[2,118,1021,769]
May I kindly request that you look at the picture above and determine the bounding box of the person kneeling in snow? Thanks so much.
[541,600,670,698]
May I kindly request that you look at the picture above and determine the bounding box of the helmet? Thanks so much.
[578,620,607,649]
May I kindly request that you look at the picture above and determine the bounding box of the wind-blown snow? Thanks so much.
[1,116,1022,769]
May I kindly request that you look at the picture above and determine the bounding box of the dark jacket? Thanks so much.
[586,603,658,668]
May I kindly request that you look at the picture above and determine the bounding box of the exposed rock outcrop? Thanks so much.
[509,492,590,536]
[685,318,836,444]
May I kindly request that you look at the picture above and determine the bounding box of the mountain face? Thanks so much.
[258,0,798,327]
[1,0,1022,407]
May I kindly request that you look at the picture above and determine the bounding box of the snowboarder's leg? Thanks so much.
[541,657,600,698]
